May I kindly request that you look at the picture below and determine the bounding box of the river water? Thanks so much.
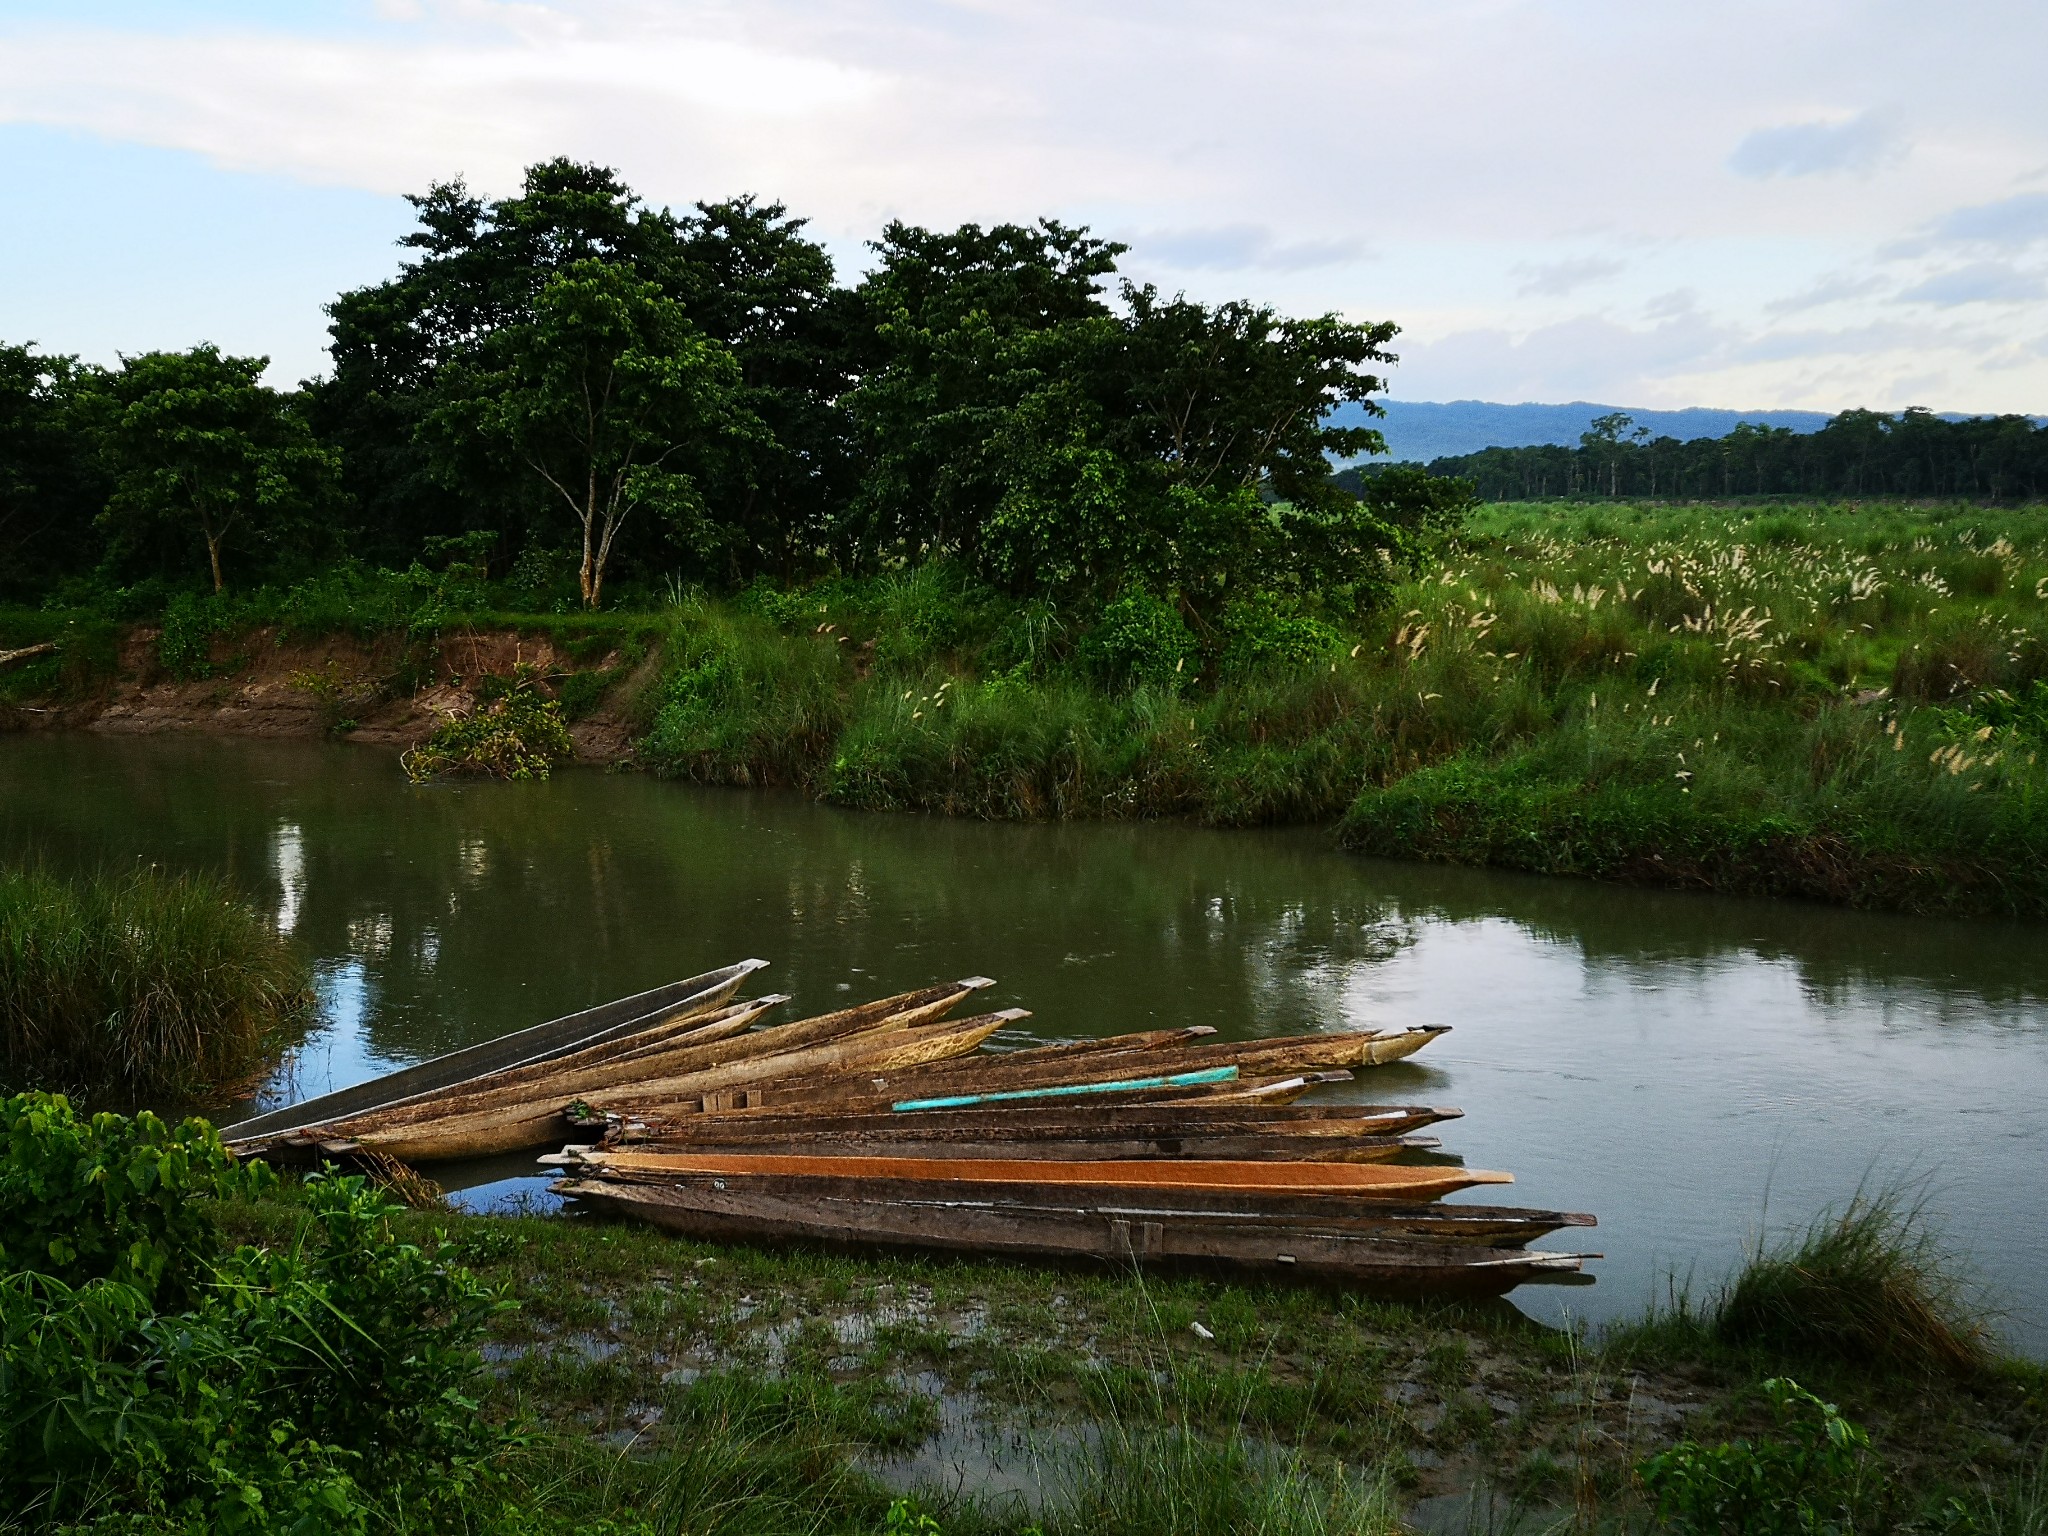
[4,732,2043,1353]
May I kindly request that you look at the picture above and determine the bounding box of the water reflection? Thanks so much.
[2,732,2043,1351]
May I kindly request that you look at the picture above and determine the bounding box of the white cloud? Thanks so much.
[1934,192,2048,248]
[1515,256,1626,298]
[1899,261,2047,306]
[1,0,2047,410]
[1729,111,1902,179]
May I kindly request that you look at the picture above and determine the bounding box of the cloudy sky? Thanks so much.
[3,0,2046,412]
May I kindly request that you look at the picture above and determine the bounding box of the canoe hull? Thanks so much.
[551,1177,1590,1294]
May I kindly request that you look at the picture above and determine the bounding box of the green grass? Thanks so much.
[1713,1186,1996,1378]
[207,1174,2048,1536]
[0,864,312,1105]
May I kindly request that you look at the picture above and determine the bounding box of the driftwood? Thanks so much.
[0,642,56,670]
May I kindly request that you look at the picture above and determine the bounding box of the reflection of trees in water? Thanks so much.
[1349,855,2048,1020]
[2,735,2042,1069]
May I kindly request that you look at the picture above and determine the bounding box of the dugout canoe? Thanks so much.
[592,1102,1463,1145]
[220,957,769,1146]
[317,1009,1023,1162]
[587,1068,1357,1123]
[317,978,996,1134]
[554,1148,1512,1200]
[582,1131,1442,1163]
[558,1166,1592,1244]
[549,1177,1593,1293]
[756,1026,1451,1107]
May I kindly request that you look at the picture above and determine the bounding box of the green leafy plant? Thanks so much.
[1640,1377,1876,1536]
[0,1091,262,1305]
[403,665,576,782]
[1,1099,515,1533]
[1078,592,1196,691]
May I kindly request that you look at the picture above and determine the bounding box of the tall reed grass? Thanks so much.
[0,864,311,1105]
[1714,1187,1994,1377]
[632,502,2048,914]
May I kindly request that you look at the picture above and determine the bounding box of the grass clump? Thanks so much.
[1715,1188,1995,1378]
[0,864,311,1106]
[404,665,576,782]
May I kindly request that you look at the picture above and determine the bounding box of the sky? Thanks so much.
[2,0,2046,413]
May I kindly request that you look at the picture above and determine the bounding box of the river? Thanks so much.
[4,732,2043,1352]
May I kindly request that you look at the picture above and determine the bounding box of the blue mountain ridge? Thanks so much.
[1333,399,1842,463]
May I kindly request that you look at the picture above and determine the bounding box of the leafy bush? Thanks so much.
[0,1096,514,1533]
[1640,1377,1874,1536]
[1218,598,1342,674]
[0,864,312,1105]
[403,666,576,782]
[1077,592,1196,691]
[0,1092,257,1306]
[156,591,233,680]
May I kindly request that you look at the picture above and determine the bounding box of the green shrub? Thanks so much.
[0,1160,510,1532]
[0,1092,257,1306]
[1640,1377,1874,1536]
[156,591,233,680]
[1218,598,1342,674]
[403,666,576,782]
[1078,593,1196,691]
[0,864,312,1105]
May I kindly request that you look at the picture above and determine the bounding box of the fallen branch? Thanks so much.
[0,642,57,669]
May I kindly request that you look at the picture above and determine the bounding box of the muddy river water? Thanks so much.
[4,732,2043,1353]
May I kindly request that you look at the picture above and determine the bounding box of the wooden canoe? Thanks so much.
[848,1027,1451,1098]
[220,957,770,1145]
[588,1068,1354,1123]
[595,1103,1463,1146]
[326,1010,1021,1162]
[562,1168,1592,1243]
[566,1132,1441,1163]
[550,1177,1593,1294]
[559,1148,1512,1200]
[324,978,995,1133]
[631,1028,1449,1119]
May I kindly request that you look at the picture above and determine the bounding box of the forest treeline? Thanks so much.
[0,157,1476,627]
[1347,407,2048,504]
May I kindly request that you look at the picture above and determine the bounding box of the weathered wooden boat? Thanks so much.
[589,1101,1462,1145]
[560,1166,1592,1243]
[584,1130,1441,1163]
[584,1067,1360,1123]
[853,1026,1451,1097]
[324,979,995,1132]
[221,958,769,1147]
[549,1176,1595,1293]
[298,1007,1024,1163]
[550,1148,1513,1201]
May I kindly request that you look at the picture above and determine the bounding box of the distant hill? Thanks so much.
[1335,400,1837,462]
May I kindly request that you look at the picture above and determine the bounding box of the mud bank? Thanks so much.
[2,624,652,766]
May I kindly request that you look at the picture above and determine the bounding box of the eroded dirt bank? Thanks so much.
[4,625,652,765]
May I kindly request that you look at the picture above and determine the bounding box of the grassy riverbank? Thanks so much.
[6,498,2046,916]
[4,1095,2044,1534]
[222,1176,2042,1536]
[0,865,310,1106]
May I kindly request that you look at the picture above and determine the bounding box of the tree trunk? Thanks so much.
[207,533,225,594]
[579,514,597,609]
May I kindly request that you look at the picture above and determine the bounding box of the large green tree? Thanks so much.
[423,260,747,607]
[0,343,105,600]
[848,220,1407,619]
[94,346,339,592]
